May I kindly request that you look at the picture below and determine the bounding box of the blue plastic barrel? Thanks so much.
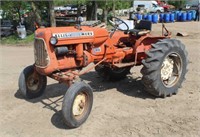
[160,13,164,22]
[171,11,176,20]
[187,12,192,21]
[190,10,196,20]
[143,14,148,20]
[147,14,152,22]
[164,13,170,23]
[181,12,187,21]
[177,12,182,21]
[137,14,143,20]
[170,13,175,22]
[175,11,179,21]
[152,14,158,23]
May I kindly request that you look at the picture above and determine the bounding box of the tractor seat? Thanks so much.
[128,20,152,36]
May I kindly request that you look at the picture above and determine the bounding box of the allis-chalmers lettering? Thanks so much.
[53,31,94,39]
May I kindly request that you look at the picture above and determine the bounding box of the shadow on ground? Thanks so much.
[80,71,155,99]
[14,70,155,129]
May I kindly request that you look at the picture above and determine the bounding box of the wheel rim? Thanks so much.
[72,92,88,120]
[27,73,40,91]
[161,53,182,87]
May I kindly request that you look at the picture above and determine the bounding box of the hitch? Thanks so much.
[162,22,171,37]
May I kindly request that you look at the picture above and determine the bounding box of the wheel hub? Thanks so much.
[161,58,174,80]
[27,75,39,91]
[73,93,86,116]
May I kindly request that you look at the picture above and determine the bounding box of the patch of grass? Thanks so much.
[0,33,34,45]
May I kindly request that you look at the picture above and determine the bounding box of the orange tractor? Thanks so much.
[18,17,188,128]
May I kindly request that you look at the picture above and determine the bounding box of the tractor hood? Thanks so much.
[35,26,109,46]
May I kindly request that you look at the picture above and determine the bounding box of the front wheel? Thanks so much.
[62,82,93,128]
[18,65,47,99]
[141,39,188,97]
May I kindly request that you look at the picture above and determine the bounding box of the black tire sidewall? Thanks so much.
[141,39,188,97]
[62,82,93,128]
[156,46,187,94]
[18,65,47,99]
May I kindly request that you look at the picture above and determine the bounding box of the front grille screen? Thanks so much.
[34,38,49,67]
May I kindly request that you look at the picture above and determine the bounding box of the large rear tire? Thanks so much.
[95,65,131,81]
[62,82,93,128]
[141,39,188,97]
[18,65,47,99]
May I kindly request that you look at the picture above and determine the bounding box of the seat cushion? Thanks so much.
[128,20,152,36]
[129,29,150,36]
[135,20,152,31]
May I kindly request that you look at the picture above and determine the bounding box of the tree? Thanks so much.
[168,0,186,9]
[30,1,42,26]
[86,1,98,20]
[30,1,56,27]
[1,0,132,29]
[98,0,131,22]
[1,1,27,23]
[54,0,68,6]
[49,1,56,26]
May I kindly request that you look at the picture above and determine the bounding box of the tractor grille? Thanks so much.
[34,38,50,67]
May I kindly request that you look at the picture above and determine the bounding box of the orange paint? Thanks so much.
[34,25,168,82]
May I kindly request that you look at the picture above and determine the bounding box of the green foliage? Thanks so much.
[115,0,131,10]
[168,0,186,9]
[1,1,28,21]
[1,1,49,19]
[0,33,34,45]
[97,0,131,10]
[54,0,68,6]
[54,0,131,9]
[1,0,132,28]
[54,0,87,6]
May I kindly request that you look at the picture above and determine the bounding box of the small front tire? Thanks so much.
[62,82,93,128]
[18,65,47,99]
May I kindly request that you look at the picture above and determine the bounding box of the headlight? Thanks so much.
[50,36,58,45]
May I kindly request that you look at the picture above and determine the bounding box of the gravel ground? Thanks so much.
[0,21,200,137]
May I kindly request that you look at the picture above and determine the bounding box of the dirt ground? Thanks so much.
[0,21,200,137]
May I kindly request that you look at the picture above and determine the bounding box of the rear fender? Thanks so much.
[133,35,168,64]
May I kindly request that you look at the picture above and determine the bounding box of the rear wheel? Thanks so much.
[141,39,188,97]
[62,82,93,128]
[18,65,47,99]
[95,65,131,81]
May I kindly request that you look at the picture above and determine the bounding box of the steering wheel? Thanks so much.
[108,16,129,32]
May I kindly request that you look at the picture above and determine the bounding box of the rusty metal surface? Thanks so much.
[34,38,50,68]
